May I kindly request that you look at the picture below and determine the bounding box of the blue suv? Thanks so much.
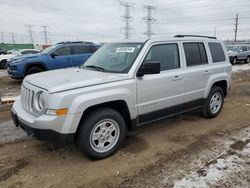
[8,41,99,79]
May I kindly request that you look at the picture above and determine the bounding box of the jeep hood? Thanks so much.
[25,68,130,93]
[11,53,41,61]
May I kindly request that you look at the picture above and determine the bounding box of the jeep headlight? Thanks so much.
[34,91,46,112]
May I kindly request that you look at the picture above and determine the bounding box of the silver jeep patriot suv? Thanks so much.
[12,35,232,159]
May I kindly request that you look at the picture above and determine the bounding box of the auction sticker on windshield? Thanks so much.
[116,47,135,53]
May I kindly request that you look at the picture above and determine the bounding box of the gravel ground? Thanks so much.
[0,66,249,188]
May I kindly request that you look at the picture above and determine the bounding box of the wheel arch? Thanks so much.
[205,79,228,98]
[24,62,48,75]
[75,100,133,139]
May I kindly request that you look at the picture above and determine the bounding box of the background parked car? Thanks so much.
[0,48,7,55]
[8,41,100,79]
[226,45,250,65]
[0,49,40,69]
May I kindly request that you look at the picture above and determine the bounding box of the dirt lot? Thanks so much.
[0,66,250,188]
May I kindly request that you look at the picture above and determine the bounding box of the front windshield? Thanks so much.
[82,42,143,73]
[41,45,57,54]
[227,46,239,52]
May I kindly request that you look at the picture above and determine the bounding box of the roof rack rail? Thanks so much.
[174,35,217,39]
[56,41,94,44]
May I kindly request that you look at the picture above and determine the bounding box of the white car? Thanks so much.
[12,35,232,159]
[0,49,40,69]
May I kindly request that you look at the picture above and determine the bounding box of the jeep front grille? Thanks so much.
[20,85,34,113]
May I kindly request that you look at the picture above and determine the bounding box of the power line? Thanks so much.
[142,5,157,39]
[41,25,49,44]
[119,0,134,39]
[234,13,239,42]
[25,25,34,44]
[9,32,16,44]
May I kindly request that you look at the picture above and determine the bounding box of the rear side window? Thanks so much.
[143,43,180,71]
[183,43,208,66]
[208,42,226,63]
[71,45,96,54]
[242,46,248,51]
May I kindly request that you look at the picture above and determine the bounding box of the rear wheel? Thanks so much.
[76,108,126,160]
[201,86,224,118]
[26,66,43,76]
[246,56,250,64]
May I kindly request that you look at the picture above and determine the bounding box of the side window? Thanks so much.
[21,51,29,55]
[242,46,248,51]
[71,45,94,54]
[208,42,226,63]
[54,46,71,56]
[22,50,39,55]
[143,43,180,71]
[183,43,208,66]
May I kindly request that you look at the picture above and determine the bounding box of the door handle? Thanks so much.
[172,75,183,81]
[204,70,211,74]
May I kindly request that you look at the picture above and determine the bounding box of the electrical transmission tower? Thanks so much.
[234,13,239,42]
[41,25,49,44]
[0,32,4,43]
[9,32,16,44]
[119,1,134,39]
[142,5,157,39]
[26,25,34,44]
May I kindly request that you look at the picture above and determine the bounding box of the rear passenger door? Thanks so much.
[136,43,186,124]
[70,45,96,67]
[182,42,211,105]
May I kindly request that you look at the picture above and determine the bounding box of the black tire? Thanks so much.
[26,66,43,76]
[201,86,224,118]
[0,60,7,69]
[245,56,250,64]
[231,57,237,65]
[76,108,126,160]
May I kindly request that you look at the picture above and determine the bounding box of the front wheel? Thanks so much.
[245,56,250,64]
[76,108,126,160]
[201,86,224,118]
[0,60,7,69]
[231,57,237,65]
[26,66,43,76]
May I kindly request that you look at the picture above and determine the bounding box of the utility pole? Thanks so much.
[41,25,49,44]
[0,32,4,43]
[9,32,16,44]
[234,13,239,42]
[119,1,134,39]
[26,25,34,44]
[142,5,157,39]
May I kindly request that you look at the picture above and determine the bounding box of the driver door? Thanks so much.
[47,46,73,70]
[136,43,185,124]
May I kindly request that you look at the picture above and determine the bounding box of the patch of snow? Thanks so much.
[173,128,250,188]
[0,120,28,145]
[232,64,250,73]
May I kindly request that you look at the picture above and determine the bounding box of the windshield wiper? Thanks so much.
[84,65,105,72]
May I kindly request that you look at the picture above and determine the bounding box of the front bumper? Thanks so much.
[7,68,23,79]
[11,99,74,144]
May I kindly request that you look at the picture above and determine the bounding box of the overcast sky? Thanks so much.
[0,0,249,44]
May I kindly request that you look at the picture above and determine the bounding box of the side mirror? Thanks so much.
[137,61,160,77]
[50,53,57,58]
